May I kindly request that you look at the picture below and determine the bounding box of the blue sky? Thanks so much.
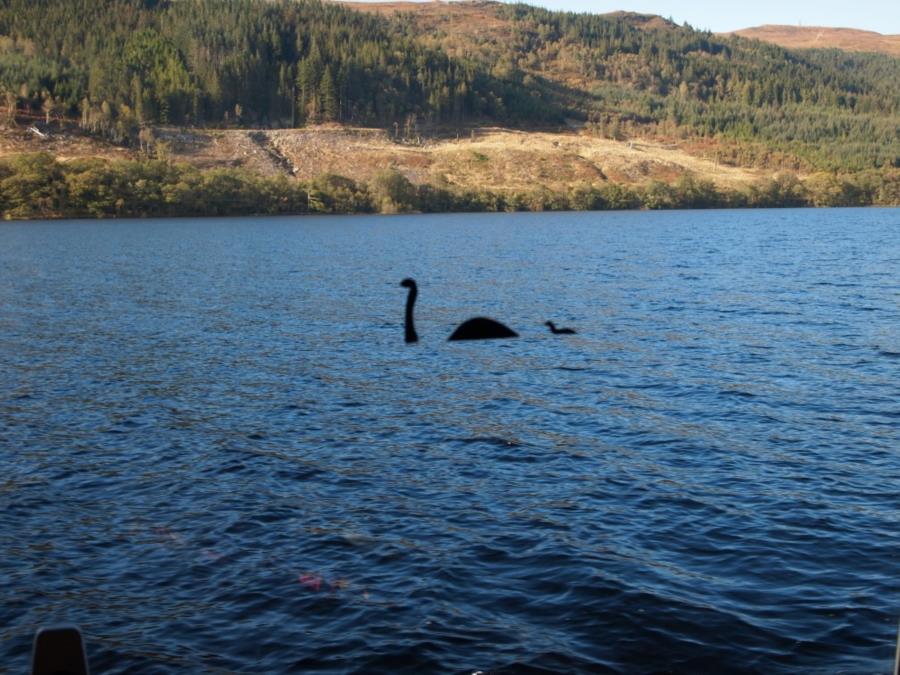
[512,0,899,33]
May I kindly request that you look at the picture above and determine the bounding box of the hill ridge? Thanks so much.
[727,24,900,56]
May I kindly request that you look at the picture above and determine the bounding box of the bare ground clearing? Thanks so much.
[2,124,764,191]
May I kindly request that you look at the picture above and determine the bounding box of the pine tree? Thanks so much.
[319,65,338,121]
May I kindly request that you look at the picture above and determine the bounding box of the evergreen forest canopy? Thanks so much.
[0,0,559,133]
[0,0,898,172]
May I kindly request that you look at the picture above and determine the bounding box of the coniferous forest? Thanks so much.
[0,0,559,132]
[0,0,898,217]
[490,5,900,170]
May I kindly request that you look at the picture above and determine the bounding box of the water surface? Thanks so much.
[1,209,898,673]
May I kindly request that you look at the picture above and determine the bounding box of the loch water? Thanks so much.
[1,208,898,674]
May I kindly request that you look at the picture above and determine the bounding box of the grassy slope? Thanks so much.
[1,123,764,193]
[728,26,900,57]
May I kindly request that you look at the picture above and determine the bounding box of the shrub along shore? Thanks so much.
[2,153,898,220]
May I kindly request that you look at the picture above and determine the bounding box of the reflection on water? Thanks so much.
[1,208,899,673]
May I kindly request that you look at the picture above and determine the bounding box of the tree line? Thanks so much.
[3,153,897,220]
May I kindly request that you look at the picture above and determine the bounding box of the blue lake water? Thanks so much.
[1,208,899,673]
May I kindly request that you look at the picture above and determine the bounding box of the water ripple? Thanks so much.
[1,209,899,673]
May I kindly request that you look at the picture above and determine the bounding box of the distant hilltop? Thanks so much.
[342,0,675,28]
[343,1,900,57]
[727,25,900,57]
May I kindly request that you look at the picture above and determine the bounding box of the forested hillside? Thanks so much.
[384,2,900,170]
[0,0,898,173]
[0,0,559,136]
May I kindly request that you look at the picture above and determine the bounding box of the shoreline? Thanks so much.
[3,203,898,224]
[2,152,898,222]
